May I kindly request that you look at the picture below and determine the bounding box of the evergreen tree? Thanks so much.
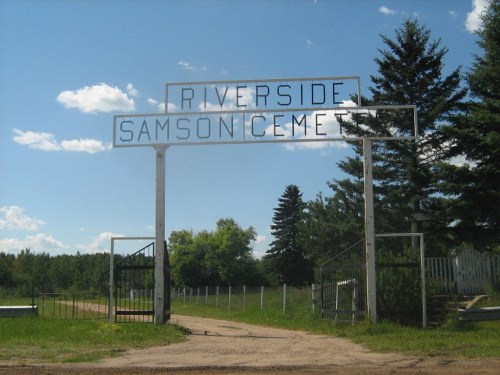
[308,19,467,258]
[439,2,500,250]
[265,185,313,285]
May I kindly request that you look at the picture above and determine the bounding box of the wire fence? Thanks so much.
[171,284,320,314]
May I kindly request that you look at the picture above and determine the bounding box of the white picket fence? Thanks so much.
[426,249,500,294]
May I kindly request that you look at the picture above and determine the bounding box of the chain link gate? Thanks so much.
[321,239,366,323]
[115,242,155,322]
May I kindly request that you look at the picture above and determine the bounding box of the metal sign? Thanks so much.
[165,76,361,113]
[113,105,417,148]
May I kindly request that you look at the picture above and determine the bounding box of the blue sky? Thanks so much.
[0,0,489,257]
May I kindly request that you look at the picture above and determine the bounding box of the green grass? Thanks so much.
[0,317,188,364]
[172,300,500,359]
[3,292,499,364]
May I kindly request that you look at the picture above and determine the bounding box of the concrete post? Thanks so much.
[363,138,377,323]
[154,145,169,324]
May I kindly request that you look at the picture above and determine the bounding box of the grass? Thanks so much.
[171,299,500,359]
[2,291,499,364]
[0,316,188,364]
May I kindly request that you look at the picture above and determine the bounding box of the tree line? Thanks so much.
[0,250,110,296]
[2,7,499,294]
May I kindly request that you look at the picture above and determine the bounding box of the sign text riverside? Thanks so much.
[165,77,360,112]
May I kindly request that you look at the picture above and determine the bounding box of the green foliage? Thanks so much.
[303,18,468,276]
[439,2,500,250]
[169,218,264,287]
[0,250,113,297]
[376,243,423,325]
[265,185,314,285]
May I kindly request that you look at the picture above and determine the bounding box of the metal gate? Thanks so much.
[321,239,366,323]
[115,242,155,322]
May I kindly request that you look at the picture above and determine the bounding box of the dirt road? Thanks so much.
[2,314,499,374]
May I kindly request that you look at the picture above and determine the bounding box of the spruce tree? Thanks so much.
[265,185,313,285]
[439,2,500,250]
[324,19,467,256]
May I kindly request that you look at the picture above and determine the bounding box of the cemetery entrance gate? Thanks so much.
[111,76,418,324]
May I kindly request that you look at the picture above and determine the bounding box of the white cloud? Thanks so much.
[13,129,111,154]
[201,86,255,111]
[0,206,45,231]
[254,234,266,244]
[261,100,357,152]
[379,6,396,16]
[178,60,195,70]
[466,0,491,33]
[0,233,67,253]
[166,102,180,112]
[60,138,112,153]
[148,97,169,112]
[56,83,136,113]
[449,10,458,18]
[306,39,314,48]
[12,129,60,151]
[77,231,124,253]
[177,60,208,72]
[126,83,139,97]
[448,154,474,167]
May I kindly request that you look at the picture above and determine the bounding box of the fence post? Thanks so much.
[197,287,200,304]
[312,284,315,312]
[205,286,208,306]
[189,288,192,302]
[283,284,287,313]
[183,287,186,303]
[243,285,246,310]
[260,286,264,310]
[228,286,231,310]
[216,285,219,307]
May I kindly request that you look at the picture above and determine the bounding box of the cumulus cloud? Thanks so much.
[466,0,491,32]
[379,6,396,16]
[12,129,60,151]
[201,86,255,111]
[0,206,45,231]
[56,83,136,113]
[77,231,124,253]
[147,97,168,112]
[0,233,67,253]
[264,100,357,152]
[13,129,111,153]
[60,138,111,153]
[126,83,139,97]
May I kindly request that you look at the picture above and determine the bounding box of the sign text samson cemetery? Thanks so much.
[114,77,416,147]
[114,77,372,147]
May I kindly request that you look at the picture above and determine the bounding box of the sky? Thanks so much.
[0,0,490,257]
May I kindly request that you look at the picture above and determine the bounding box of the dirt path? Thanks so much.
[2,308,500,374]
